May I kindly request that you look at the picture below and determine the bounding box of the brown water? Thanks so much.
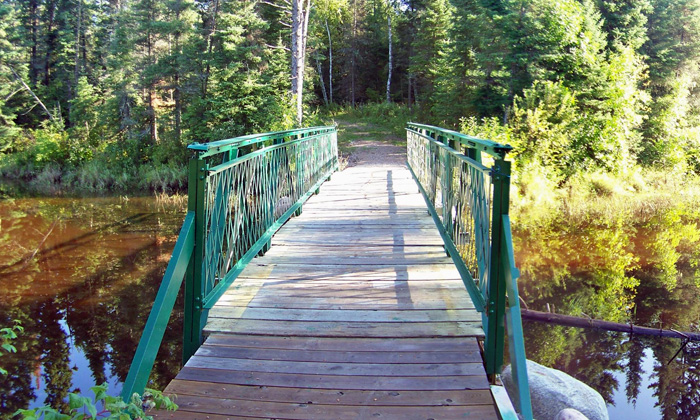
[0,196,184,416]
[0,195,698,419]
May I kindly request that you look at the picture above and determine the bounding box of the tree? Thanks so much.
[291,0,312,125]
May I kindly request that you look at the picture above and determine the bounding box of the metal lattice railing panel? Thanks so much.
[407,128,492,287]
[406,122,533,420]
[198,129,338,305]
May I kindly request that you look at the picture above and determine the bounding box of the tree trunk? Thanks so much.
[146,6,158,145]
[291,0,299,95]
[521,309,700,341]
[73,0,82,89]
[407,72,412,109]
[174,1,182,144]
[325,19,333,105]
[316,52,329,106]
[291,0,310,125]
[386,14,392,103]
[30,0,39,86]
[44,0,57,87]
[351,0,357,107]
[202,0,220,100]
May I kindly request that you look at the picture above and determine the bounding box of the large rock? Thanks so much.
[502,360,608,420]
[556,408,590,420]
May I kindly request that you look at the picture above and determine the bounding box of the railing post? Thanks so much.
[484,158,511,377]
[183,154,206,364]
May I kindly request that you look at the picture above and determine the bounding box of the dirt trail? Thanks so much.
[334,118,406,167]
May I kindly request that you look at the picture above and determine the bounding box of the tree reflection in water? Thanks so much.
[515,208,700,420]
[0,197,184,417]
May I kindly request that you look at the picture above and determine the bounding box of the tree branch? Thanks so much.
[260,0,291,11]
[265,44,290,51]
[7,64,55,122]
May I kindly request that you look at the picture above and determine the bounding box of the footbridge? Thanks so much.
[122,123,533,419]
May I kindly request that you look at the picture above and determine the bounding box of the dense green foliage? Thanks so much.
[0,0,699,192]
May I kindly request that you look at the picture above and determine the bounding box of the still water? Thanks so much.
[0,195,698,419]
[514,210,700,420]
[0,196,184,416]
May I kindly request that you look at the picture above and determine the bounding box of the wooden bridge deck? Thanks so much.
[154,164,498,419]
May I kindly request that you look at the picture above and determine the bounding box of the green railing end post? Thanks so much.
[183,155,206,364]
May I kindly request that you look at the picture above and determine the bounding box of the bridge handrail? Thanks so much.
[407,122,512,159]
[122,126,338,400]
[188,126,337,159]
[405,122,532,420]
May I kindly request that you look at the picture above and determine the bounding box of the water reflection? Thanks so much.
[514,210,700,420]
[0,197,185,417]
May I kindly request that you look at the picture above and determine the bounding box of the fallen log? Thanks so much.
[520,309,700,342]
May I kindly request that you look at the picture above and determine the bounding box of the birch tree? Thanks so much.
[291,0,311,125]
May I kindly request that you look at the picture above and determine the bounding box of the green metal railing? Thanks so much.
[406,122,533,420]
[121,126,338,401]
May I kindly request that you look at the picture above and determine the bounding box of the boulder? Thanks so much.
[502,360,608,420]
[556,408,590,420]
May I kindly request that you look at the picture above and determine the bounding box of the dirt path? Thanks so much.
[334,118,406,167]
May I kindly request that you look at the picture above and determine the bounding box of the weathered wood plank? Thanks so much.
[238,263,461,280]
[207,307,481,323]
[262,245,447,258]
[155,395,498,420]
[218,279,467,291]
[272,234,444,246]
[203,319,484,337]
[164,381,493,406]
[203,335,481,352]
[185,356,486,377]
[210,297,475,311]
[256,256,454,266]
[192,346,482,364]
[176,368,491,391]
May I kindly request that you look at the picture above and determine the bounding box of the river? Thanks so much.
[0,195,698,419]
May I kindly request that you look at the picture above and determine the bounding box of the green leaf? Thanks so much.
[42,409,71,420]
[86,401,97,419]
[68,393,90,410]
[13,408,38,420]
[90,383,108,402]
[2,343,17,353]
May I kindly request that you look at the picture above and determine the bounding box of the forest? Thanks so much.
[0,0,699,195]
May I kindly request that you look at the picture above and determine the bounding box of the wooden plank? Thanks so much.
[207,307,481,323]
[257,256,453,266]
[219,279,467,291]
[204,335,481,352]
[192,346,482,364]
[282,218,436,227]
[184,356,486,377]
[272,233,444,247]
[215,285,468,298]
[238,263,461,280]
[210,297,475,311]
[176,368,491,391]
[154,395,497,420]
[262,245,447,257]
[164,381,493,406]
[203,319,484,338]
